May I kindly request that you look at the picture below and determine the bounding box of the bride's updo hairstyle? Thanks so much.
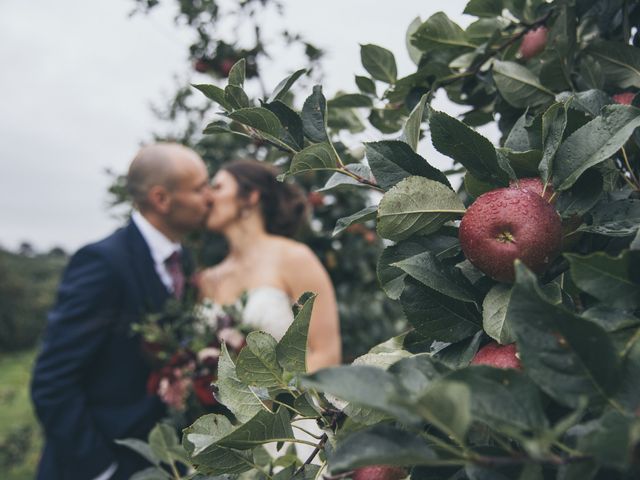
[221,159,308,237]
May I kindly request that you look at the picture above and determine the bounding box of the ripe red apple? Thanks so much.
[509,177,554,203]
[352,465,407,480]
[194,58,210,73]
[612,92,636,105]
[219,58,236,77]
[459,187,562,282]
[519,26,548,59]
[471,342,522,370]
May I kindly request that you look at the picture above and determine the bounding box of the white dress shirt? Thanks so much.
[92,212,182,480]
[132,210,182,293]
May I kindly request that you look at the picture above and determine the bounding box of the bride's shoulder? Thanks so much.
[270,237,317,267]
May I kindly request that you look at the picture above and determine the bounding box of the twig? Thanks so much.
[294,433,328,477]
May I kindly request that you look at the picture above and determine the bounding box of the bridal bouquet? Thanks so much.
[134,295,249,419]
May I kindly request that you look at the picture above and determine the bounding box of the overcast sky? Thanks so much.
[0,0,483,252]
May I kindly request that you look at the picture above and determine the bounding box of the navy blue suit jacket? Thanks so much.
[31,221,176,479]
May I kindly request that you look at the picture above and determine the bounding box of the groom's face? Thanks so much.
[164,158,212,233]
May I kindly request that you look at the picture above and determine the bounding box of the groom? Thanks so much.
[31,143,212,480]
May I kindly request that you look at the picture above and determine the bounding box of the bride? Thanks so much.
[198,159,342,372]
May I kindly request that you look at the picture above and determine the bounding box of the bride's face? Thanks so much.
[206,170,243,232]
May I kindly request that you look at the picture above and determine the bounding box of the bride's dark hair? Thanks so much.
[221,159,308,237]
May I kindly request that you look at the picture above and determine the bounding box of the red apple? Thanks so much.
[308,191,326,207]
[509,177,554,203]
[612,92,636,105]
[219,58,236,77]
[352,465,407,480]
[519,26,548,60]
[194,58,210,73]
[471,342,522,370]
[459,187,562,282]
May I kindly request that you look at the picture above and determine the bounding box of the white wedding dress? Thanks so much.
[241,286,295,341]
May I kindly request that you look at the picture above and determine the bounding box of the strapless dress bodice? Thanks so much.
[241,286,294,341]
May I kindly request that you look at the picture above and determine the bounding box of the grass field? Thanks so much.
[0,349,42,480]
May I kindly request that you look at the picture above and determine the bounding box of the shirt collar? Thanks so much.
[132,211,182,266]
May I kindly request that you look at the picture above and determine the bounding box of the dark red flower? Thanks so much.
[147,371,162,395]
[193,374,217,407]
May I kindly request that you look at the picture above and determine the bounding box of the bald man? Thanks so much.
[31,143,212,480]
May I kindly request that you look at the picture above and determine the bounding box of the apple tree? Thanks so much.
[126,0,640,479]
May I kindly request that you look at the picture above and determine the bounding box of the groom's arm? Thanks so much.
[31,245,122,479]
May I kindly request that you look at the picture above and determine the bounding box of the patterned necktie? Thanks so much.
[164,251,185,299]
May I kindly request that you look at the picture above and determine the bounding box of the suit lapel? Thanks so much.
[126,221,171,311]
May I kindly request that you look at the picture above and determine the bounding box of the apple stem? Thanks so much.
[496,231,516,243]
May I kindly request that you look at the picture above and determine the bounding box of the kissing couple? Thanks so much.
[31,143,342,480]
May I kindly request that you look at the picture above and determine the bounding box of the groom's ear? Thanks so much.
[147,185,171,213]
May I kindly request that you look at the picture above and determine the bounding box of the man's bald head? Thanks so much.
[127,142,204,210]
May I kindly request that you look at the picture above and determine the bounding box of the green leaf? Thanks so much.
[224,84,251,110]
[492,60,555,109]
[400,93,429,152]
[115,438,160,467]
[413,379,472,443]
[327,93,373,108]
[430,109,510,186]
[378,234,460,300]
[276,293,316,374]
[432,332,483,368]
[616,337,640,412]
[555,169,603,218]
[263,101,304,151]
[587,41,640,89]
[576,411,640,470]
[228,107,283,138]
[577,198,640,236]
[406,17,424,65]
[582,305,640,333]
[553,105,640,190]
[192,84,232,111]
[508,262,621,407]
[227,58,245,87]
[393,251,477,303]
[236,331,284,388]
[330,424,438,472]
[130,468,172,480]
[412,12,476,51]
[464,0,504,17]
[355,75,377,96]
[301,85,329,142]
[446,367,548,434]
[216,407,294,450]
[539,102,568,184]
[317,163,373,193]
[377,176,466,242]
[182,415,252,475]
[333,206,377,237]
[366,140,451,190]
[148,424,181,466]
[289,143,338,175]
[360,44,397,83]
[566,251,640,310]
[579,56,605,90]
[482,284,515,345]
[561,89,611,117]
[216,343,265,423]
[268,68,307,103]
[369,107,406,134]
[401,278,481,343]
[301,365,420,425]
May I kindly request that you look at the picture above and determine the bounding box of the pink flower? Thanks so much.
[158,368,192,410]
[217,328,246,351]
